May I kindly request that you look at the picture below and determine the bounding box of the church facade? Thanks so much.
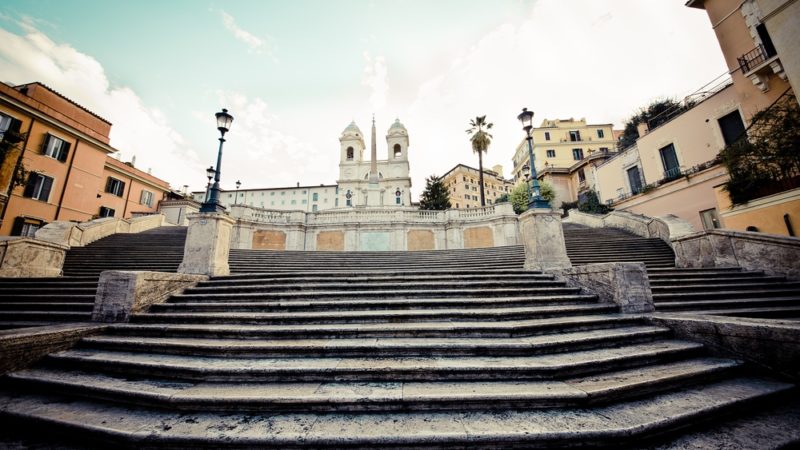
[337,117,412,208]
[191,117,412,212]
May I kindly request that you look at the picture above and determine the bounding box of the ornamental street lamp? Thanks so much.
[517,107,550,209]
[200,108,234,213]
[204,166,215,202]
[235,180,242,205]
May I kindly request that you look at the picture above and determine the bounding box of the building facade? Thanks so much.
[511,118,616,182]
[191,184,339,213]
[441,164,513,209]
[0,82,172,236]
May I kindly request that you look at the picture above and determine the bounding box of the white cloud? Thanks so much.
[362,52,389,112]
[220,11,272,56]
[403,0,728,197]
[0,22,205,189]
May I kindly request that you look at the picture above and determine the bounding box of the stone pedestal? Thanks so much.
[519,208,571,271]
[0,238,67,278]
[178,213,235,276]
[555,262,654,313]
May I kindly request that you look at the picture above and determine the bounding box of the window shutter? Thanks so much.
[10,217,25,236]
[41,134,51,154]
[58,141,71,162]
[119,181,126,196]
[40,176,53,201]
[105,178,113,193]
[23,175,37,198]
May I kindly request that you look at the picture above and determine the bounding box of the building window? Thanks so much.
[0,113,22,141]
[394,143,402,158]
[572,148,584,160]
[302,199,307,204]
[281,191,285,196]
[99,206,115,218]
[700,208,721,230]
[312,204,318,212]
[291,200,297,205]
[718,110,746,147]
[546,149,556,158]
[627,166,643,194]
[23,173,54,202]
[544,131,550,141]
[569,130,581,142]
[456,203,460,208]
[472,195,478,201]
[312,192,319,201]
[396,196,401,205]
[659,144,681,179]
[105,177,126,197]
[597,129,605,138]
[10,217,45,237]
[271,192,275,196]
[42,134,70,162]
[577,169,586,183]
[464,194,470,199]
[140,190,154,207]
[346,146,354,160]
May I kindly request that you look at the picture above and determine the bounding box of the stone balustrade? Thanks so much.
[0,238,69,277]
[565,210,695,246]
[35,214,168,248]
[229,204,520,251]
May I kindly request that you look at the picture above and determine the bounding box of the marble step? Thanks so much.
[183,279,568,294]
[655,297,800,311]
[45,340,705,382]
[653,288,800,301]
[7,358,740,413]
[0,377,789,448]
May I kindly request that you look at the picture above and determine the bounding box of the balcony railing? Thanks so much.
[663,166,682,180]
[738,45,770,73]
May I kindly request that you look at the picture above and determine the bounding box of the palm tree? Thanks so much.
[466,115,493,207]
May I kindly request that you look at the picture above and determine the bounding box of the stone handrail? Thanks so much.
[35,214,167,248]
[565,210,695,246]
[0,238,68,277]
[671,229,800,279]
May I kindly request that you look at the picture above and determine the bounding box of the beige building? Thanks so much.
[191,184,339,213]
[511,118,616,183]
[441,164,513,209]
[538,148,617,208]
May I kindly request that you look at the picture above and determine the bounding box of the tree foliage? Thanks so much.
[466,115,493,207]
[578,189,611,214]
[618,98,681,149]
[721,92,800,205]
[0,129,29,189]
[418,174,452,210]
[507,180,555,214]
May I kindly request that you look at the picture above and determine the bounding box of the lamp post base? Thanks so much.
[527,199,551,210]
[199,202,227,214]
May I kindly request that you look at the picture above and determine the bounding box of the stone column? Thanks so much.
[178,213,235,277]
[519,208,572,271]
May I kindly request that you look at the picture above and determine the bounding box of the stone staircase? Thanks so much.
[1,250,797,447]
[0,227,187,330]
[562,223,800,318]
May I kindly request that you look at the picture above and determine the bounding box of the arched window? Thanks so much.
[393,144,402,158]
[346,147,354,160]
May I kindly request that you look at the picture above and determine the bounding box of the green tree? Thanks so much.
[509,183,529,214]
[0,127,29,190]
[418,174,451,210]
[466,115,493,207]
[619,98,681,149]
[721,91,800,205]
[578,189,611,214]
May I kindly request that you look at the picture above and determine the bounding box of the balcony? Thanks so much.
[663,166,682,181]
[737,44,785,92]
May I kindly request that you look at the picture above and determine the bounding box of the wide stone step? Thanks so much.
[687,306,800,318]
[647,267,744,274]
[106,315,645,340]
[46,340,705,382]
[0,287,98,296]
[0,302,94,312]
[184,280,567,294]
[200,274,551,287]
[653,286,800,300]
[648,272,764,281]
[154,295,601,312]
[132,304,618,325]
[0,377,789,448]
[77,325,668,358]
[0,295,96,302]
[172,286,585,302]
[649,276,787,286]
[7,357,740,413]
[655,296,800,311]
[0,311,91,321]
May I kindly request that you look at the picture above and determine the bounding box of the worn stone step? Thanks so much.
[649,276,773,285]
[155,295,601,312]
[0,377,790,448]
[653,288,800,302]
[652,281,800,292]
[45,339,705,382]
[647,267,744,274]
[132,304,619,325]
[0,311,91,321]
[201,273,550,286]
[106,315,646,340]
[79,325,662,358]
[685,306,800,318]
[0,302,94,312]
[0,295,95,302]
[184,280,567,294]
[0,287,98,296]
[7,358,740,413]
[655,297,800,311]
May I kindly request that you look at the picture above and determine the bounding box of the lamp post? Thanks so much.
[204,166,215,202]
[517,108,550,209]
[234,180,241,205]
[200,108,234,213]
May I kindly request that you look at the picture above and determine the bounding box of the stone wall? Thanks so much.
[554,262,654,313]
[93,271,208,322]
[0,324,107,375]
[672,229,800,279]
[35,214,167,248]
[227,204,521,251]
[0,238,68,277]
[565,210,695,246]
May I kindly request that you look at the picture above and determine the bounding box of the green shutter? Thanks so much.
[10,217,25,236]
[40,176,53,201]
[58,141,71,162]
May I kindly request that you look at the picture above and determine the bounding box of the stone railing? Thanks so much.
[35,214,167,248]
[159,199,200,226]
[565,210,695,245]
[672,229,800,279]
[229,203,520,251]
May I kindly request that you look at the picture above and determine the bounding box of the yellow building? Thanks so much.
[538,148,617,208]
[511,118,616,183]
[441,164,513,209]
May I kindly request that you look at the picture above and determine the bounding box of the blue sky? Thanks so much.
[0,1,728,197]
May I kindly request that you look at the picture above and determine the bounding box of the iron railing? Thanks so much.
[738,45,768,73]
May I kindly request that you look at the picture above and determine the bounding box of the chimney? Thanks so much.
[131,155,136,167]
[296,182,300,187]
[636,121,649,137]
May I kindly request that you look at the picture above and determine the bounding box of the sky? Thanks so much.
[0,0,728,198]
